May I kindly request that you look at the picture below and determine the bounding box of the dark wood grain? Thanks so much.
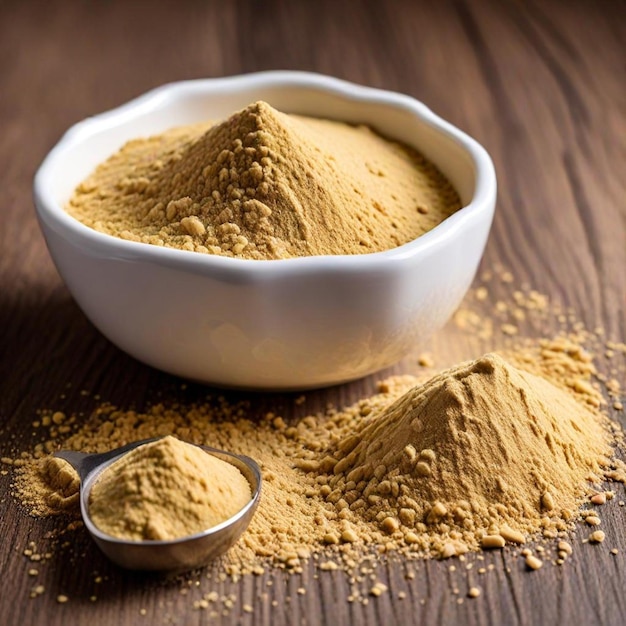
[1,0,625,624]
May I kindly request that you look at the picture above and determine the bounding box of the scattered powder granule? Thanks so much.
[417,353,435,368]
[588,531,606,543]
[501,323,518,336]
[66,101,461,260]
[499,527,526,545]
[369,582,388,597]
[88,436,251,540]
[590,493,607,505]
[468,587,481,598]
[525,555,543,570]
[14,455,81,516]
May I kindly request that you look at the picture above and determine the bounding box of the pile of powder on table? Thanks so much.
[66,101,461,259]
[305,353,615,557]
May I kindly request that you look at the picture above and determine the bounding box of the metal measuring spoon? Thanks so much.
[54,438,262,572]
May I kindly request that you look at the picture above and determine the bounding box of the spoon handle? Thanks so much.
[53,450,98,482]
[54,437,162,481]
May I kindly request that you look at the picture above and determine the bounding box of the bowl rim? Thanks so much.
[34,70,496,277]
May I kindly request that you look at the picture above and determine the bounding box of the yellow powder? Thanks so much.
[9,340,623,574]
[312,353,613,554]
[20,455,81,515]
[88,436,251,541]
[66,101,461,259]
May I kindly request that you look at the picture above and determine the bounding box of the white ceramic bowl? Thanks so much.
[34,71,496,390]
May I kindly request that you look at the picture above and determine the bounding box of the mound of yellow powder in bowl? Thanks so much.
[66,101,461,259]
[88,436,251,541]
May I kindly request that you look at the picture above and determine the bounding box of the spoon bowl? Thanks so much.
[55,438,262,572]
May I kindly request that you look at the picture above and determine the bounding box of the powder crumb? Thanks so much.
[468,587,481,598]
[525,555,543,570]
[475,286,489,300]
[319,561,339,571]
[481,535,505,549]
[242,604,253,613]
[370,582,388,597]
[588,530,605,543]
[500,527,527,545]
[417,353,435,368]
[541,491,555,511]
[590,493,606,505]
[56,595,69,604]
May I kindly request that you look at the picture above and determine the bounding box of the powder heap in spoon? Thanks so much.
[88,436,251,541]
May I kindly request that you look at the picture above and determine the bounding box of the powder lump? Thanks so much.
[66,101,461,259]
[88,436,251,541]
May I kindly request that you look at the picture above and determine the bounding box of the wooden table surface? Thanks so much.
[1,1,625,624]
